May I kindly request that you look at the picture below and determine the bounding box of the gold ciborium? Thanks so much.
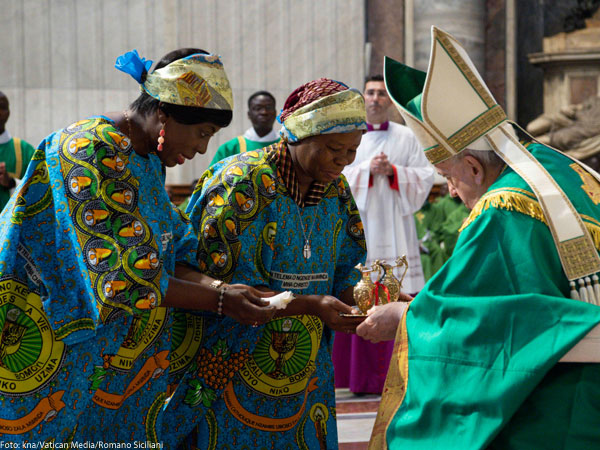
[0,308,26,369]
[269,330,298,379]
[353,263,376,314]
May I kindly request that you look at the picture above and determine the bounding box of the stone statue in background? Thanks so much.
[527,96,600,170]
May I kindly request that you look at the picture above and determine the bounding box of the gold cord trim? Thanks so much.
[460,190,600,252]
[368,308,409,449]
[584,219,600,253]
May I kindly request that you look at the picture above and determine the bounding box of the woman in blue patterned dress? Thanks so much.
[0,48,274,445]
[172,78,368,449]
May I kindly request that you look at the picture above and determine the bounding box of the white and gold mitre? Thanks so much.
[384,27,506,164]
[384,26,600,286]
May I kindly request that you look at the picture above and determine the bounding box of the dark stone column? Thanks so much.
[367,0,405,77]
[516,0,545,126]
[485,0,506,110]
[516,0,582,125]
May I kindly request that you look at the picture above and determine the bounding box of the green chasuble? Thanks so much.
[0,137,36,211]
[379,143,600,449]
[210,134,280,166]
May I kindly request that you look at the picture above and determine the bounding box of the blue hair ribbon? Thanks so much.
[115,49,153,84]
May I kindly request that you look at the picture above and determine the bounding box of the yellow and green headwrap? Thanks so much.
[115,49,233,111]
[278,78,367,143]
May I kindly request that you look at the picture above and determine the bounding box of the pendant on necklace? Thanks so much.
[303,242,311,260]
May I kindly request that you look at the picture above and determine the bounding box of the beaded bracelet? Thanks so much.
[217,286,227,316]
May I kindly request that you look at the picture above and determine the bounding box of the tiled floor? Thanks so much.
[336,389,380,449]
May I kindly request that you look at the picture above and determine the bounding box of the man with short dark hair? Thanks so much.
[0,91,36,212]
[210,90,279,165]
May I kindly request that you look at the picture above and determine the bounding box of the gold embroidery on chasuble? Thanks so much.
[571,163,600,205]
[369,311,409,450]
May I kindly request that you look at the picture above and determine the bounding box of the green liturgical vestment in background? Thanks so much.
[0,137,36,211]
[381,143,600,449]
[414,194,468,281]
[210,134,280,166]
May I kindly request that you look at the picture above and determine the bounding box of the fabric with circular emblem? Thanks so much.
[0,279,66,396]
[240,316,322,396]
[173,143,367,449]
[0,115,204,442]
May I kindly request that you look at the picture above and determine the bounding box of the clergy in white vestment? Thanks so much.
[333,75,434,394]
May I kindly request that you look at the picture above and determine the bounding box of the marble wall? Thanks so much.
[0,0,365,184]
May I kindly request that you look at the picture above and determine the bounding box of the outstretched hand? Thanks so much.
[356,298,411,343]
[222,284,276,326]
[316,295,366,333]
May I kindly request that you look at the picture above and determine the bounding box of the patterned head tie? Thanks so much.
[115,49,233,111]
[278,78,367,143]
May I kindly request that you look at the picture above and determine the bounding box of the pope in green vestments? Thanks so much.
[381,143,600,449]
[358,27,600,450]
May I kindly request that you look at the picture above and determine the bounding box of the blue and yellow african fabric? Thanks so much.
[162,143,367,449]
[0,117,198,444]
